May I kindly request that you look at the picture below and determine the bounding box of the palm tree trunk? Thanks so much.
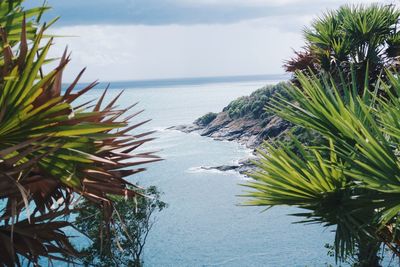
[356,236,381,267]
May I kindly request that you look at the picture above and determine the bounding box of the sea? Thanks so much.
[73,74,343,267]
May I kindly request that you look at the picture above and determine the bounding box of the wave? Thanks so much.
[186,166,236,175]
[186,166,249,180]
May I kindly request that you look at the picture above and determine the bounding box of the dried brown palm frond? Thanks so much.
[0,1,160,265]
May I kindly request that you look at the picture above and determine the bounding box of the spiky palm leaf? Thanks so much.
[285,4,400,91]
[0,1,160,265]
[243,70,400,261]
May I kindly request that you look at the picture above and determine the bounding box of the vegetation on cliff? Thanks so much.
[188,82,293,149]
[195,112,218,126]
[223,82,289,120]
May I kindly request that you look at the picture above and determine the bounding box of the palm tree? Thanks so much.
[284,4,400,92]
[0,1,160,265]
[243,69,400,266]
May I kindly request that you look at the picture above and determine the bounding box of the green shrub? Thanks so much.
[223,82,290,119]
[75,186,167,267]
[195,112,218,126]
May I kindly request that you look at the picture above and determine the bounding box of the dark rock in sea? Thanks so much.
[201,165,239,172]
[200,159,256,175]
[169,112,289,150]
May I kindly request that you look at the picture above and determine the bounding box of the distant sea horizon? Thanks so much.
[62,73,290,90]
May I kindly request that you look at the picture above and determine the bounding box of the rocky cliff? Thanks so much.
[171,82,292,149]
[169,82,294,175]
[173,112,290,149]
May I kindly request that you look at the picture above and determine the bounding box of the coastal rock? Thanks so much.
[201,165,239,172]
[170,114,289,150]
[168,82,292,175]
[200,159,256,175]
[168,111,290,176]
[261,116,290,139]
[169,113,290,150]
[199,112,232,136]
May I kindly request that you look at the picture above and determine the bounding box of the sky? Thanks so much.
[34,0,395,82]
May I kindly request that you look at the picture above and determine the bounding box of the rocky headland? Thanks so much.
[169,82,293,175]
[171,112,289,150]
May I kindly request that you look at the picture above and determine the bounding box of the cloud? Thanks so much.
[48,20,304,82]
[35,0,392,26]
[41,0,394,82]
[175,0,379,7]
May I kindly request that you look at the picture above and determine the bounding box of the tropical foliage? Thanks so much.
[284,4,400,90]
[244,4,400,265]
[0,1,159,265]
[75,186,167,267]
[243,70,400,265]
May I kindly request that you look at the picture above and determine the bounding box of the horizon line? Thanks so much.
[62,73,290,88]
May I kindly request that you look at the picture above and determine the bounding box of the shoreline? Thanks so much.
[168,122,261,176]
[167,83,291,176]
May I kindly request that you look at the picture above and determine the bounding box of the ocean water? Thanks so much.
[77,76,339,267]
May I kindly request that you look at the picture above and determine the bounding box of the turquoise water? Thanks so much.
[80,77,338,267]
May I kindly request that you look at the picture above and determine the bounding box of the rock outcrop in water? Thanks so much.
[170,82,291,150]
[171,112,290,149]
[199,159,256,175]
[169,82,294,174]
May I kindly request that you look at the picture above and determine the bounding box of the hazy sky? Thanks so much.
[39,0,393,82]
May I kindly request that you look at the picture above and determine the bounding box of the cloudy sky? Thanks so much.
[36,0,393,82]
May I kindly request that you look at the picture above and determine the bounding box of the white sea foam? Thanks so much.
[186,166,237,175]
